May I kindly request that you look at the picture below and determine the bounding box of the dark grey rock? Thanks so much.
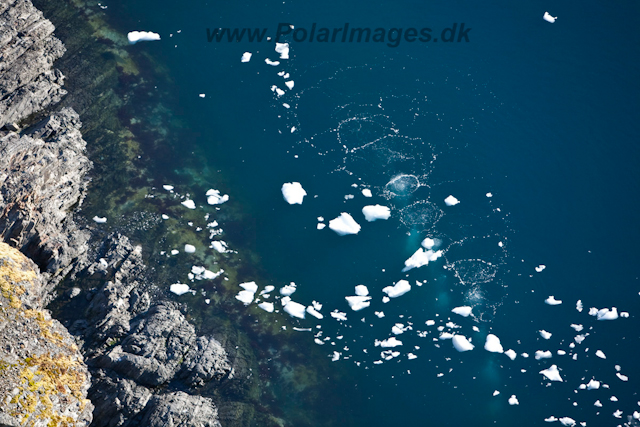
[88,371,152,427]
[180,335,232,387]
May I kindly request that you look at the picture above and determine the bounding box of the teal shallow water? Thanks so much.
[74,0,640,425]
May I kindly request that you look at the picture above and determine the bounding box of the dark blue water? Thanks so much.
[97,0,640,425]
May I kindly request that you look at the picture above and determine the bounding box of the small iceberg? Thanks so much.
[382,280,411,298]
[281,182,307,205]
[444,195,460,206]
[543,12,557,23]
[206,189,229,205]
[362,205,391,222]
[484,334,504,353]
[452,335,474,352]
[92,216,107,224]
[128,31,161,44]
[329,213,361,236]
[241,52,252,62]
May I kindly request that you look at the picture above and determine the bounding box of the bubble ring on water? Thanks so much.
[383,174,421,198]
[398,200,444,231]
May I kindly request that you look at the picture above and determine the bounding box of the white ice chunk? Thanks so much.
[559,418,575,427]
[184,244,196,253]
[170,283,190,296]
[285,80,294,90]
[545,417,558,422]
[570,324,583,332]
[362,188,372,197]
[375,337,403,348]
[128,31,160,44]
[330,310,347,321]
[258,302,274,312]
[484,334,504,353]
[421,237,435,249]
[589,307,599,316]
[92,216,107,224]
[329,212,361,235]
[161,214,169,220]
[281,182,307,205]
[535,350,553,360]
[535,265,546,272]
[211,241,228,253]
[235,290,255,305]
[265,58,280,66]
[275,42,289,59]
[345,295,371,311]
[539,330,552,340]
[280,283,297,296]
[199,94,205,98]
[452,335,474,352]
[181,199,196,209]
[317,223,326,230]
[241,52,252,62]
[401,248,443,272]
[362,205,391,222]
[493,390,500,396]
[283,300,306,319]
[543,12,558,23]
[545,296,562,305]
[616,373,629,382]
[594,400,602,407]
[587,379,600,390]
[239,281,258,293]
[505,349,517,360]
[597,307,619,320]
[162,185,174,191]
[444,195,460,206]
[354,285,369,296]
[306,306,324,319]
[206,189,229,205]
[595,350,606,359]
[540,365,563,382]
[576,300,583,312]
[508,395,519,405]
[382,280,411,298]
[452,306,472,317]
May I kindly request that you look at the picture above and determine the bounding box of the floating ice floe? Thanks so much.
[184,244,196,253]
[317,223,326,230]
[545,416,558,422]
[545,296,562,305]
[484,334,504,353]
[505,349,517,360]
[451,306,472,317]
[258,302,274,312]
[92,216,107,224]
[236,281,258,305]
[375,337,403,348]
[354,285,369,296]
[285,81,294,90]
[181,199,196,209]
[595,307,619,320]
[540,365,563,382]
[199,94,205,98]
[210,241,228,253]
[128,31,161,44]
[586,379,600,390]
[281,182,306,205]
[493,390,500,396]
[558,418,575,427]
[283,300,306,319]
[270,85,285,96]
[382,280,411,298]
[595,350,606,359]
[576,300,583,312]
[275,42,289,59]
[306,305,323,319]
[170,283,190,296]
[206,189,229,205]
[508,395,519,405]
[329,212,361,235]
[241,52,252,62]
[345,296,371,311]
[452,335,474,352]
[161,214,169,220]
[280,283,297,296]
[362,188,372,197]
[444,195,460,206]
[616,373,629,382]
[535,350,553,360]
[362,205,391,222]
[570,324,583,332]
[535,265,546,273]
[162,184,174,191]
[265,58,280,66]
[543,12,558,23]
[401,248,443,272]
[330,310,347,321]
[421,237,435,249]
[539,330,552,340]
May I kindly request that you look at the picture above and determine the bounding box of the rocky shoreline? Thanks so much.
[0,1,280,425]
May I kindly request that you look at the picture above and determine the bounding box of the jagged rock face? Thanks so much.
[0,0,67,128]
[141,392,222,427]
[0,107,91,288]
[0,242,93,426]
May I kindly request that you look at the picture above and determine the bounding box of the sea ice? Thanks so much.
[161,214,169,220]
[92,216,107,223]
[382,280,411,298]
[596,307,619,320]
[211,241,228,253]
[329,213,361,235]
[452,335,474,352]
[235,290,255,305]
[241,52,252,62]
[281,182,307,204]
[375,337,403,348]
[535,265,546,272]
[508,395,519,405]
[543,12,558,23]
[280,283,297,296]
[493,390,500,396]
[594,400,602,407]
[275,42,290,59]
[570,324,583,332]
[545,296,562,305]
[170,283,190,296]
[545,417,558,422]
[484,334,504,353]
[162,185,174,191]
[616,373,629,382]
[306,306,323,319]
[345,296,371,311]
[206,189,229,205]
[355,285,369,296]
[576,300,583,312]
[421,237,435,249]
[362,205,391,222]
[535,350,553,360]
[285,81,294,90]
[283,300,306,319]
[401,248,443,272]
[330,310,347,321]
[184,244,196,253]
[444,195,460,206]
[317,223,326,230]
[258,302,274,312]
[539,330,552,339]
[181,199,196,209]
[558,418,575,427]
[128,31,160,44]
[362,188,372,197]
[452,306,472,317]
[265,59,280,66]
[595,350,606,359]
[587,379,600,390]
[540,365,563,382]
[240,281,258,293]
[505,349,517,360]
